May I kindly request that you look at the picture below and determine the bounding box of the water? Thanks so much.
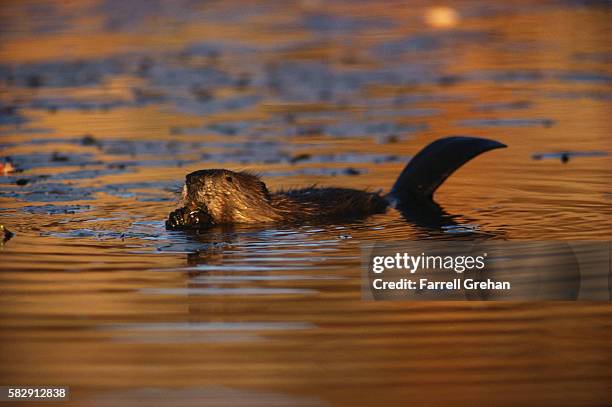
[0,0,611,405]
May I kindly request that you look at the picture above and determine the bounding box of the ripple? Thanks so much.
[140,288,319,296]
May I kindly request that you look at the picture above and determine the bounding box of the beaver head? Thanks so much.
[179,169,281,225]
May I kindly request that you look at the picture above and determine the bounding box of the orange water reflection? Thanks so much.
[0,1,611,406]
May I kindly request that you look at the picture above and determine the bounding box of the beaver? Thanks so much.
[166,136,506,230]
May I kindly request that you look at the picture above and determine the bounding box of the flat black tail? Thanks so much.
[388,136,506,206]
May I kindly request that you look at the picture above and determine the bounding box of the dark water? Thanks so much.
[0,0,611,406]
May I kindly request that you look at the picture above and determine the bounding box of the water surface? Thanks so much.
[0,0,611,406]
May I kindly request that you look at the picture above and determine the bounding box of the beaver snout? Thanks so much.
[166,207,214,230]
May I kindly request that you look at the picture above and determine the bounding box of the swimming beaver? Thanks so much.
[166,136,506,230]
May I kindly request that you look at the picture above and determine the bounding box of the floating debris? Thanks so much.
[458,118,555,128]
[379,134,401,144]
[532,151,609,163]
[80,134,100,146]
[289,153,312,164]
[344,167,361,176]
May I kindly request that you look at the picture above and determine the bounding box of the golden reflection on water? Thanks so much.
[0,0,611,406]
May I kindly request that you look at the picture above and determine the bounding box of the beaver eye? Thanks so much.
[225,176,233,183]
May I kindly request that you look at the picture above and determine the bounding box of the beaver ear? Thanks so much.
[258,181,272,201]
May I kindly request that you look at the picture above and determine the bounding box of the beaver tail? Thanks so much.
[388,136,506,207]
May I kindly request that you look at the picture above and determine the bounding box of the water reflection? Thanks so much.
[0,0,611,406]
